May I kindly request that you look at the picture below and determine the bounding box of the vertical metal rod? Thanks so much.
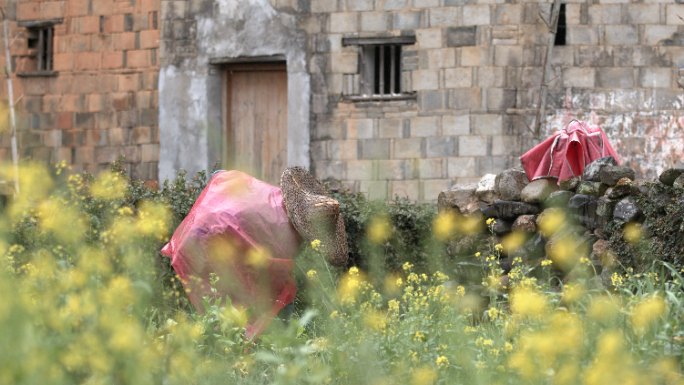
[378,45,384,95]
[358,45,367,95]
[390,45,396,94]
[397,46,402,93]
[46,28,52,71]
[534,0,562,139]
[37,29,43,71]
[2,8,19,193]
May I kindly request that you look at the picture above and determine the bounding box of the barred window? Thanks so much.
[342,36,416,101]
[27,26,54,72]
[17,19,61,76]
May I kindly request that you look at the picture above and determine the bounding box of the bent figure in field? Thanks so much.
[161,167,348,338]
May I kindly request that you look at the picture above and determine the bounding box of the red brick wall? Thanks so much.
[0,0,160,181]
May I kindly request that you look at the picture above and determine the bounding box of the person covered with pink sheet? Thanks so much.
[161,167,348,339]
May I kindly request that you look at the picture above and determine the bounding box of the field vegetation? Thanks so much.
[1,160,682,384]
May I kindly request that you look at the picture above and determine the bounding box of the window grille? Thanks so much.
[16,19,61,76]
[342,36,416,101]
[27,26,54,72]
[359,45,402,96]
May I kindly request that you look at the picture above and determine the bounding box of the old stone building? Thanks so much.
[158,0,684,201]
[1,0,683,199]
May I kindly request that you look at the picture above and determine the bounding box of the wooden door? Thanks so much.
[224,63,288,185]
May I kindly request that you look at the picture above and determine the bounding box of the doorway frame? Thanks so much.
[220,56,288,180]
[206,54,310,177]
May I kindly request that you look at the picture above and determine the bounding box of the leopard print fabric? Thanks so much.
[280,166,349,267]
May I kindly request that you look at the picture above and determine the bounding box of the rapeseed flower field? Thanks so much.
[1,161,683,384]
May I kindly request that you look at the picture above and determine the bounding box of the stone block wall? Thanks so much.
[304,0,684,202]
[155,0,683,200]
[0,0,160,181]
[0,0,675,196]
[307,0,526,202]
[540,2,684,181]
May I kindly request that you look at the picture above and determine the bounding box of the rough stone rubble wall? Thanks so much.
[439,160,684,289]
[1,0,161,181]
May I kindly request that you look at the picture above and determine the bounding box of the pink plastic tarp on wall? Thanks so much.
[521,120,620,184]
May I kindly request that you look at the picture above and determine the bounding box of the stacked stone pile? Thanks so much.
[438,157,683,290]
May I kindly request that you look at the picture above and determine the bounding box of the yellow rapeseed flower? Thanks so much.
[538,209,565,237]
[563,283,586,304]
[411,367,437,385]
[488,307,500,320]
[362,311,386,330]
[432,271,449,284]
[502,231,526,253]
[433,211,457,241]
[587,295,620,323]
[511,287,547,317]
[383,274,401,294]
[436,356,449,369]
[246,248,268,268]
[631,297,666,331]
[368,217,390,244]
[548,235,585,272]
[624,222,643,244]
[91,171,127,201]
[611,272,624,287]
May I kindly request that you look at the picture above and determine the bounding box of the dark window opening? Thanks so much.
[370,45,401,95]
[361,44,402,97]
[27,26,54,72]
[554,3,566,46]
[341,36,416,101]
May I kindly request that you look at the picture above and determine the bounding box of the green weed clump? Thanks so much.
[606,182,684,271]
[329,188,438,272]
[1,162,683,385]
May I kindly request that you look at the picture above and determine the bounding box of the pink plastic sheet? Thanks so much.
[161,171,302,338]
[521,120,620,185]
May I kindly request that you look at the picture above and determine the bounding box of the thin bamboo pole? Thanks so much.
[533,0,562,139]
[1,8,19,193]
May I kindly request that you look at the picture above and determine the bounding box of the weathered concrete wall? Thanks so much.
[158,0,311,180]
